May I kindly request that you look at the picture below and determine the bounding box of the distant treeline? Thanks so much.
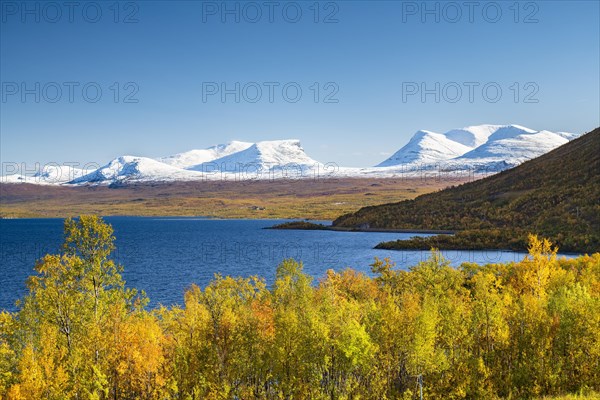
[376,229,531,251]
[1,216,599,399]
[267,220,329,230]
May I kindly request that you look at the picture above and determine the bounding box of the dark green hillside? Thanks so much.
[333,128,600,253]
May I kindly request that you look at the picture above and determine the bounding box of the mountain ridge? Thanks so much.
[376,124,574,168]
[188,139,321,173]
[1,124,581,185]
[333,127,600,253]
[158,141,253,169]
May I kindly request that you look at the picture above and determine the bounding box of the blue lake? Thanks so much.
[0,217,570,311]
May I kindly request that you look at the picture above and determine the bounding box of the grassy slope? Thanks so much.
[333,128,600,253]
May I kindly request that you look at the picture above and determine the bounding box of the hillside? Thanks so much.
[333,128,600,253]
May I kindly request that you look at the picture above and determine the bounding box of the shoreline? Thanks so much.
[327,227,455,234]
[265,220,455,234]
[0,215,328,222]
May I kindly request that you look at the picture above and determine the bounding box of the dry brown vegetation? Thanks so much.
[0,177,468,220]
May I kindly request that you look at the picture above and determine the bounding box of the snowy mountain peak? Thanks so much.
[189,139,319,172]
[35,165,86,182]
[443,125,500,148]
[376,130,472,167]
[70,155,200,184]
[485,124,539,142]
[2,165,87,185]
[377,124,579,168]
[158,141,253,169]
[412,129,438,138]
[457,128,574,163]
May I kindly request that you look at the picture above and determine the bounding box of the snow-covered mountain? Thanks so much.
[2,165,88,185]
[158,141,253,169]
[45,140,321,185]
[190,140,321,173]
[443,124,505,148]
[377,124,578,171]
[69,156,203,184]
[456,128,571,165]
[376,130,472,167]
[1,125,581,185]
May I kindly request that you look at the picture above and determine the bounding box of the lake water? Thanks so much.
[0,217,565,311]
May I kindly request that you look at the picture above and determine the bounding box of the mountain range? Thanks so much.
[333,127,600,253]
[376,124,577,168]
[2,124,580,185]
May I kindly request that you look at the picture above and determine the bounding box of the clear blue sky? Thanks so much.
[1,0,599,168]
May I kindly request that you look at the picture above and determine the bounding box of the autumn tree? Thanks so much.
[3,216,167,399]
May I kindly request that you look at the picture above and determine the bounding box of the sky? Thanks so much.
[1,0,599,169]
